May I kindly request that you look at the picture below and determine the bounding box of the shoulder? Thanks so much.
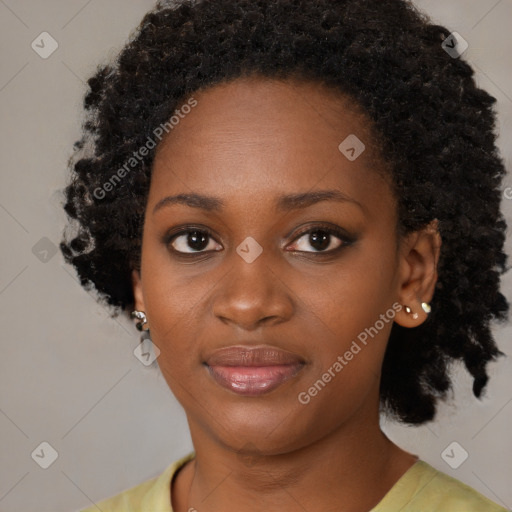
[79,451,196,512]
[79,475,160,512]
[374,459,509,512]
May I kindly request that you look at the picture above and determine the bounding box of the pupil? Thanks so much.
[310,230,330,251]
[188,230,208,251]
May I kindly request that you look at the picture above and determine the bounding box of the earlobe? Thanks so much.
[394,219,441,328]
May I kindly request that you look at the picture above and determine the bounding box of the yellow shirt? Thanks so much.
[80,451,508,511]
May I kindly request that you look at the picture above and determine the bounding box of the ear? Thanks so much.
[131,268,146,312]
[394,219,442,328]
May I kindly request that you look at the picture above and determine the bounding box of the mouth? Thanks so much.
[204,345,306,396]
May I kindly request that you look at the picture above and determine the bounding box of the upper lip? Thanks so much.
[205,345,305,367]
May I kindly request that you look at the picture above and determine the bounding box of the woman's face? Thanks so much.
[132,77,426,455]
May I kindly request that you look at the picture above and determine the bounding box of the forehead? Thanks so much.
[149,76,393,214]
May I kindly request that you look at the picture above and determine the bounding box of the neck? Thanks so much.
[174,396,418,512]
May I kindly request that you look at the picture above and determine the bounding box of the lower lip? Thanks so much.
[206,364,304,396]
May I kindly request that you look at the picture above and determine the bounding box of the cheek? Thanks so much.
[295,293,392,427]
[139,242,206,365]
[141,229,208,319]
[144,276,206,362]
[299,238,396,338]
[294,240,397,394]
[142,266,207,405]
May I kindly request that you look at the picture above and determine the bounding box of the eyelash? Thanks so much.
[162,223,356,258]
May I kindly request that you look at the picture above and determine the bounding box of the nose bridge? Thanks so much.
[212,241,293,329]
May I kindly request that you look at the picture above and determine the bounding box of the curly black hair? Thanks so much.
[60,0,510,425]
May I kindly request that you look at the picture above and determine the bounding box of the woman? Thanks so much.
[61,0,510,510]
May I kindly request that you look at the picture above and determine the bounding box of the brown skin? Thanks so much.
[131,76,441,512]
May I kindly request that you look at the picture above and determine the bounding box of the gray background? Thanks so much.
[0,1,511,511]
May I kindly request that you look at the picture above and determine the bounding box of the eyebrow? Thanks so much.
[152,189,365,215]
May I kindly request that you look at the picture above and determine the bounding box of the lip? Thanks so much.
[205,345,305,367]
[204,345,306,396]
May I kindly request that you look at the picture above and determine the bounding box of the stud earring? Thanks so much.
[421,302,431,314]
[404,305,419,320]
[131,310,149,331]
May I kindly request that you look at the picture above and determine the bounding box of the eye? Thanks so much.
[287,225,352,253]
[166,228,222,254]
[163,223,354,257]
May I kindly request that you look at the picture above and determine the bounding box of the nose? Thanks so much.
[211,251,294,331]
